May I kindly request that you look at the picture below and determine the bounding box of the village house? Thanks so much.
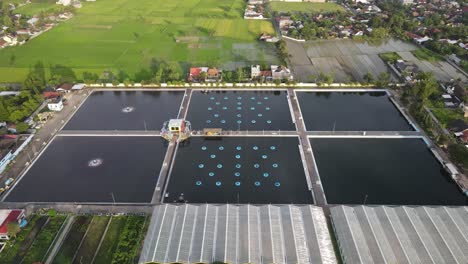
[55,83,73,93]
[47,97,64,112]
[188,67,222,82]
[2,35,17,46]
[27,17,39,26]
[0,209,26,240]
[206,68,222,82]
[251,65,276,81]
[259,33,279,43]
[16,29,31,35]
[278,16,294,34]
[271,65,293,81]
[395,59,419,81]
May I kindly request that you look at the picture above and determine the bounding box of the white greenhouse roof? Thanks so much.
[331,205,468,264]
[139,204,337,264]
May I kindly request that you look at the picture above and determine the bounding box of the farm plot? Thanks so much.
[287,38,417,82]
[397,51,467,82]
[71,216,111,264]
[0,0,279,82]
[52,216,92,264]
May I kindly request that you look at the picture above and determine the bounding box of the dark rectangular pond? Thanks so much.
[63,91,184,130]
[5,136,167,203]
[164,137,313,204]
[311,138,467,205]
[186,90,295,131]
[297,91,413,131]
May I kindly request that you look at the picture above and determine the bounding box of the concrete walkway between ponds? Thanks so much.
[45,215,75,264]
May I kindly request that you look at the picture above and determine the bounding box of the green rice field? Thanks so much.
[269,2,344,13]
[0,0,278,82]
[14,0,60,16]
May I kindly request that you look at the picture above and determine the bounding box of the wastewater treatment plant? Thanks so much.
[2,88,466,264]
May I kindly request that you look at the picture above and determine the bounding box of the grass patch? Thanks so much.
[93,216,147,264]
[379,52,402,64]
[429,107,465,128]
[52,216,92,264]
[93,216,127,264]
[72,216,111,264]
[412,48,444,62]
[111,216,147,264]
[270,2,344,13]
[22,215,67,264]
[0,0,279,82]
[0,215,42,263]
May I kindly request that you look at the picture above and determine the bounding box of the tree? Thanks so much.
[3,14,13,28]
[236,67,244,83]
[152,67,163,83]
[7,222,20,239]
[363,72,374,84]
[164,62,181,82]
[370,27,389,39]
[16,122,29,133]
[413,72,438,103]
[448,143,468,168]
[375,72,390,88]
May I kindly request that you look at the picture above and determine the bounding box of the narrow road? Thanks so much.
[44,215,75,264]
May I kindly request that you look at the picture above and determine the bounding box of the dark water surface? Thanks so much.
[297,92,413,131]
[64,91,184,130]
[186,91,295,131]
[165,137,313,204]
[6,136,167,203]
[311,138,467,205]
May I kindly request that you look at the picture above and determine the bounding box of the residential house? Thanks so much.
[2,35,17,46]
[206,68,222,82]
[26,17,38,26]
[56,0,72,6]
[0,91,20,97]
[400,0,414,5]
[55,83,73,93]
[448,54,461,65]
[278,16,293,33]
[0,210,25,240]
[259,33,279,42]
[251,65,261,79]
[248,0,263,4]
[188,67,221,82]
[395,59,419,80]
[16,29,31,35]
[188,67,208,82]
[71,83,86,90]
[43,91,61,99]
[47,98,64,112]
[454,129,468,143]
[271,65,292,80]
